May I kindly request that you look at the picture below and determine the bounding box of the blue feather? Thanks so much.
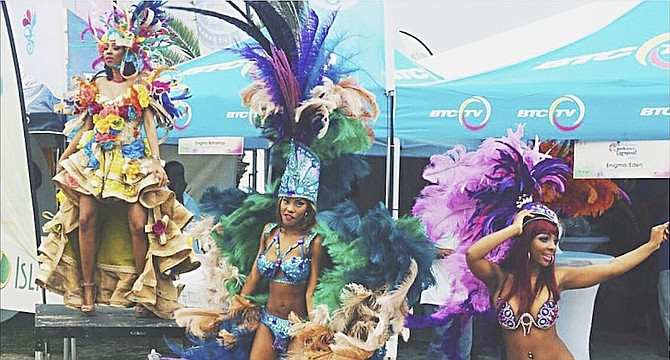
[316,200,362,241]
[354,204,435,304]
[317,154,370,210]
[167,6,271,53]
[294,9,320,91]
[198,187,249,219]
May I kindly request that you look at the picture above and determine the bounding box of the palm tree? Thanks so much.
[160,15,201,66]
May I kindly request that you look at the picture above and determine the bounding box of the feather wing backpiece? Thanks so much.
[406,126,570,351]
[168,1,434,359]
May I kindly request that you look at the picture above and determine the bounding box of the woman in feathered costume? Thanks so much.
[466,183,668,360]
[35,1,198,319]
[408,125,669,359]
[167,1,435,359]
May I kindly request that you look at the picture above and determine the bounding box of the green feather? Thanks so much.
[312,221,369,312]
[310,111,372,160]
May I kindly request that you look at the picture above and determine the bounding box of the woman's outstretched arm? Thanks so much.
[558,222,669,290]
[466,209,531,290]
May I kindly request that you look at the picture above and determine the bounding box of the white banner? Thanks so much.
[1,4,43,312]
[5,0,66,96]
[573,140,670,179]
[178,137,244,155]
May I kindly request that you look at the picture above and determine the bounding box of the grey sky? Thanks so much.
[392,1,597,56]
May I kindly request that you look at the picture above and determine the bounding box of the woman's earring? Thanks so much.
[527,252,531,261]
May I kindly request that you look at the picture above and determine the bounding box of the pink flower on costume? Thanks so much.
[148,215,170,245]
[98,106,119,119]
[152,219,167,236]
[63,173,80,189]
[78,82,98,107]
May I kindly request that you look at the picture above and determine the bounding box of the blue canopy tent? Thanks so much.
[395,1,670,143]
[169,47,443,151]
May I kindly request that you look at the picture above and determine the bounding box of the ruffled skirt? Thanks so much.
[35,144,200,319]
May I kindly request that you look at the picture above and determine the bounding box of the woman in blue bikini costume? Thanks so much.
[236,143,324,359]
[467,202,669,360]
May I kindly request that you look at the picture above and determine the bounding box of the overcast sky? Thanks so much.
[392,1,598,56]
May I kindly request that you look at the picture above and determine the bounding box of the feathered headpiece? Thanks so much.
[466,141,569,252]
[278,141,321,204]
[538,140,629,218]
[83,1,172,75]
[406,127,571,356]
[168,1,379,148]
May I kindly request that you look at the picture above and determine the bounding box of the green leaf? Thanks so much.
[158,48,188,67]
[165,16,201,61]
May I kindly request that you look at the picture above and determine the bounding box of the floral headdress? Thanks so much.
[83,1,172,76]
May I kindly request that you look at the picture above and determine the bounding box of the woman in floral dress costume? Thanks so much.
[36,2,199,319]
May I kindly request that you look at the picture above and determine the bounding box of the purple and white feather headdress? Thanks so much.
[407,125,570,328]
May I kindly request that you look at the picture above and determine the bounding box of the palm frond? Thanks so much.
[168,5,271,54]
[165,16,201,60]
[158,48,188,66]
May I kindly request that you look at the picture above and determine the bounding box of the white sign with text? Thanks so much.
[573,140,670,179]
[178,137,244,155]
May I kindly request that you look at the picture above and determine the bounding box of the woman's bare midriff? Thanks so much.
[265,282,308,319]
[502,327,574,360]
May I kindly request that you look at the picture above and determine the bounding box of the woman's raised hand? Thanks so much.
[511,209,533,236]
[649,221,669,250]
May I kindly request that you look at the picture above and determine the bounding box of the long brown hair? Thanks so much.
[276,196,317,232]
[499,219,560,313]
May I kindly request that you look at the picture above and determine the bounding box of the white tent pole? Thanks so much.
[382,2,401,359]
[383,0,399,220]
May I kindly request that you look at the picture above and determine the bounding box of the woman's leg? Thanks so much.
[127,201,148,276]
[127,201,150,315]
[249,323,278,360]
[78,195,98,313]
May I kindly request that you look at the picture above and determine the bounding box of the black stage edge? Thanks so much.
[35,304,185,359]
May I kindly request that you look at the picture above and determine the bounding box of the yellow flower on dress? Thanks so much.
[93,114,111,133]
[133,84,150,108]
[123,161,141,181]
[55,191,66,204]
[77,130,95,149]
[109,114,125,131]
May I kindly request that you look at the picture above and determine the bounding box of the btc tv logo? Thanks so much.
[517,94,585,131]
[635,33,669,70]
[428,96,492,130]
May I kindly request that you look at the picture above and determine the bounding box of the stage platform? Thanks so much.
[34,304,185,360]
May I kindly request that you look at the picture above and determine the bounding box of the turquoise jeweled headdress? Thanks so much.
[278,142,320,204]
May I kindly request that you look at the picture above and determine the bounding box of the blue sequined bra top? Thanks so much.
[496,275,559,336]
[257,223,316,285]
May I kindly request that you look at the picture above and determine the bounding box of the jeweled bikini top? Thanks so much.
[495,275,559,336]
[257,223,316,285]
